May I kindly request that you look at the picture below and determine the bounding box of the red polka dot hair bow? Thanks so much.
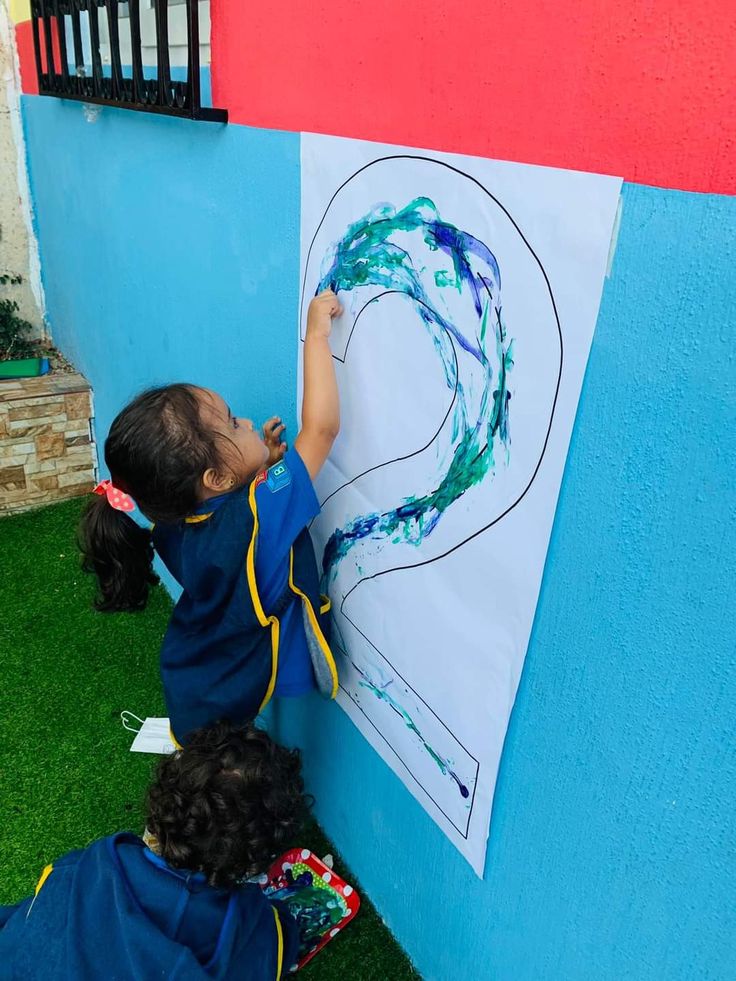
[93,479,135,513]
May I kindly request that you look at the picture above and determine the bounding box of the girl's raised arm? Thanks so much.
[294,290,342,479]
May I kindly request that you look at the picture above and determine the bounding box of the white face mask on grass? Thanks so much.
[121,711,176,755]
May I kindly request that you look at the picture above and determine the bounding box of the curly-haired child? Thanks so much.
[0,721,307,979]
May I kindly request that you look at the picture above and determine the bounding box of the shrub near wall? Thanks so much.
[0,372,95,514]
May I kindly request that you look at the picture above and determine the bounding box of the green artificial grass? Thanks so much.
[0,498,418,980]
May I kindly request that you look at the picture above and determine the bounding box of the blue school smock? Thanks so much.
[0,833,298,980]
[152,449,337,744]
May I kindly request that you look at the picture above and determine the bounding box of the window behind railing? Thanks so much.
[30,0,226,122]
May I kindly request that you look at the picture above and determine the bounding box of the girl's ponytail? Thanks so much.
[79,493,158,612]
[79,383,223,611]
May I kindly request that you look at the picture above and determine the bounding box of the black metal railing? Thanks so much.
[30,0,227,122]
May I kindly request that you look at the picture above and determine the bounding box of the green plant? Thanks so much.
[0,274,37,361]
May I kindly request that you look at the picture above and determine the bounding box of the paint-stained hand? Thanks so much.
[307,289,342,338]
[263,416,287,465]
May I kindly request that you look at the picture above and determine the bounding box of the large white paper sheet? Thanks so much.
[299,132,622,875]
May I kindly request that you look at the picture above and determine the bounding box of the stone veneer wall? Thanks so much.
[0,372,96,514]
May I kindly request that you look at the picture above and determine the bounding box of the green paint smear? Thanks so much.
[319,196,513,577]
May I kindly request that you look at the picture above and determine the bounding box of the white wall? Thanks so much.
[99,0,210,69]
[0,0,44,336]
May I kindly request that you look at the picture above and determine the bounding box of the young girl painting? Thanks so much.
[80,291,342,744]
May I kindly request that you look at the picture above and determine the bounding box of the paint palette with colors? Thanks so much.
[262,848,360,969]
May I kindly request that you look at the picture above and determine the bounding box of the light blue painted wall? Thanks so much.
[21,97,736,980]
[281,184,736,981]
[22,96,300,451]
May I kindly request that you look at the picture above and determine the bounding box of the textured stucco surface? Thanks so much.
[279,182,736,980]
[211,0,736,195]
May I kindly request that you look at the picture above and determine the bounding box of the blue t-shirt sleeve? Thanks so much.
[254,447,319,569]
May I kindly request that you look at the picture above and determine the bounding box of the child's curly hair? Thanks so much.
[146,720,308,888]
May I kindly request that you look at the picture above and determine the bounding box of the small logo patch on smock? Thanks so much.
[266,461,291,492]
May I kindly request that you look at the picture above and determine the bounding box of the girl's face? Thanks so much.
[198,388,269,491]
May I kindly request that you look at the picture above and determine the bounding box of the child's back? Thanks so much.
[0,833,293,980]
[154,447,334,743]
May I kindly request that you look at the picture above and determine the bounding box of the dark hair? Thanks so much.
[79,384,228,612]
[146,721,308,887]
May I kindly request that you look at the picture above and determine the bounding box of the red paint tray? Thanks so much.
[262,848,360,969]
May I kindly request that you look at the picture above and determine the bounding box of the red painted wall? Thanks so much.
[15,21,38,96]
[15,16,63,97]
[211,0,736,195]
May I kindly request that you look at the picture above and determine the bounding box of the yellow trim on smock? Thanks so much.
[25,862,54,920]
[272,906,285,979]
[247,478,281,713]
[184,513,213,524]
[34,864,53,898]
[288,550,339,699]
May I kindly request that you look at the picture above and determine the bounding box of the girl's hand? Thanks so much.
[307,289,342,339]
[262,417,287,466]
